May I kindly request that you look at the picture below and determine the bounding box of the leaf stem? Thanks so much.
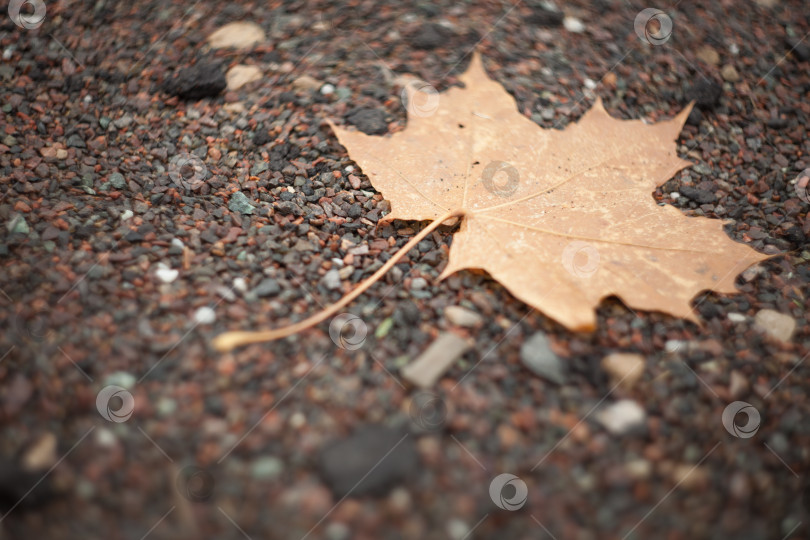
[212,208,466,352]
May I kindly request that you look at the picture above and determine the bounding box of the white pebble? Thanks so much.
[104,371,136,389]
[320,83,335,95]
[670,192,680,200]
[753,309,796,342]
[447,519,470,540]
[171,238,184,249]
[727,312,747,323]
[232,277,248,293]
[289,412,306,429]
[444,306,483,327]
[120,209,134,221]
[155,266,179,283]
[563,16,586,33]
[597,400,646,435]
[193,306,216,325]
[95,428,117,448]
[584,78,597,90]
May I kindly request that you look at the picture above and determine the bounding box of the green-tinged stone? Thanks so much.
[375,317,394,339]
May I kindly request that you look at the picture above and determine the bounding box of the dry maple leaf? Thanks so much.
[213,53,767,351]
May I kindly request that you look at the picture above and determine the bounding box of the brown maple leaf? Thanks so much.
[213,53,767,351]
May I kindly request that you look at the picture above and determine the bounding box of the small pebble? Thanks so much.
[320,83,335,95]
[563,16,585,33]
[193,306,216,325]
[155,266,179,284]
[696,46,720,65]
[410,277,428,290]
[402,332,472,388]
[292,75,322,91]
[520,332,565,384]
[95,428,117,448]
[251,456,284,480]
[323,269,342,290]
[108,172,126,189]
[601,353,645,389]
[289,412,306,429]
[664,339,687,353]
[753,309,796,342]
[447,519,470,540]
[444,306,483,327]
[253,278,281,297]
[728,312,747,323]
[7,214,29,235]
[225,64,262,91]
[228,191,255,215]
[233,277,248,293]
[597,400,646,435]
[207,21,265,50]
[104,371,136,390]
[721,64,740,82]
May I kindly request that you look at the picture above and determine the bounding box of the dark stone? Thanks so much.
[527,5,564,27]
[685,79,723,109]
[409,22,448,50]
[803,478,810,518]
[165,61,226,100]
[394,301,421,325]
[784,226,806,246]
[200,229,219,244]
[347,108,388,135]
[274,201,302,216]
[66,134,86,148]
[253,278,280,297]
[277,91,297,104]
[679,185,716,204]
[698,302,721,319]
[318,425,418,497]
[253,130,272,146]
[0,464,54,513]
[785,38,810,62]
[269,142,299,170]
[347,204,362,218]
[766,117,788,129]
[124,231,144,243]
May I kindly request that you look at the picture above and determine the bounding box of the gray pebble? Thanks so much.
[520,332,565,384]
[323,269,341,290]
[229,191,255,215]
[253,278,281,297]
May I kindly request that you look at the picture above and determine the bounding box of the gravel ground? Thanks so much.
[1,0,809,539]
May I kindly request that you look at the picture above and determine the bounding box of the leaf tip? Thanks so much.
[674,101,695,129]
[460,50,487,83]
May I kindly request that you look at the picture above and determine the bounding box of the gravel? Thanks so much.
[0,1,807,538]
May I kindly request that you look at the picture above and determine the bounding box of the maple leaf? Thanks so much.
[212,53,767,351]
